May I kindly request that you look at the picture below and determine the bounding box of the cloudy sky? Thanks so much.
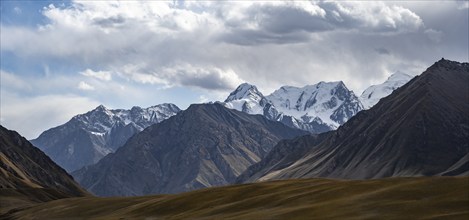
[1,0,468,139]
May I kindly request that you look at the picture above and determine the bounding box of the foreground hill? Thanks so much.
[73,103,307,196]
[0,125,88,215]
[238,59,469,182]
[3,177,468,220]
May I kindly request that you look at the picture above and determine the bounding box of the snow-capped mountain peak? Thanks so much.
[224,83,264,102]
[224,81,363,133]
[95,104,107,110]
[267,81,362,128]
[360,71,413,109]
[223,83,270,115]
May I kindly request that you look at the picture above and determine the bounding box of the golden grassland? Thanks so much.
[2,176,468,220]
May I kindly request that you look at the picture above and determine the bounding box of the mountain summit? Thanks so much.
[31,103,180,172]
[224,83,271,115]
[239,59,469,182]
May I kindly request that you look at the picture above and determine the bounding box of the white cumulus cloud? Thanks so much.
[0,0,439,94]
[77,81,95,90]
[80,69,112,81]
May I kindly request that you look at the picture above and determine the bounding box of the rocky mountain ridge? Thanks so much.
[31,103,181,172]
[224,74,410,133]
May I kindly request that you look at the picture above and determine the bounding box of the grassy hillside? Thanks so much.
[0,188,77,216]
[3,177,469,220]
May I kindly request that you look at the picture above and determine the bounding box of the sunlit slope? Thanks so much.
[0,125,89,216]
[4,177,468,220]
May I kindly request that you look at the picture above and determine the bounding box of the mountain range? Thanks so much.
[31,71,411,175]
[223,82,362,133]
[223,72,412,133]
[238,59,469,183]
[31,103,180,172]
[72,103,307,196]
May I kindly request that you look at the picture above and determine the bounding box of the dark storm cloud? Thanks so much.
[248,5,333,34]
[219,1,423,45]
[166,66,242,91]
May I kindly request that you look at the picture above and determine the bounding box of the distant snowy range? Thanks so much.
[224,71,412,132]
[31,71,412,173]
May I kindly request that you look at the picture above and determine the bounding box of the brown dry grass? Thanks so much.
[3,176,469,220]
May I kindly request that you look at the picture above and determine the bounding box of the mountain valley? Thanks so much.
[1,59,467,220]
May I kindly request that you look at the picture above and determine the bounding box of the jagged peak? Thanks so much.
[236,83,260,94]
[94,104,108,111]
[311,81,347,91]
[237,82,257,89]
[70,103,181,126]
[148,103,181,111]
[225,82,264,102]
[88,104,113,117]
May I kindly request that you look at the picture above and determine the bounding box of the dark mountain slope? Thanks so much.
[0,125,88,214]
[73,103,307,196]
[237,132,332,183]
[240,59,469,182]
